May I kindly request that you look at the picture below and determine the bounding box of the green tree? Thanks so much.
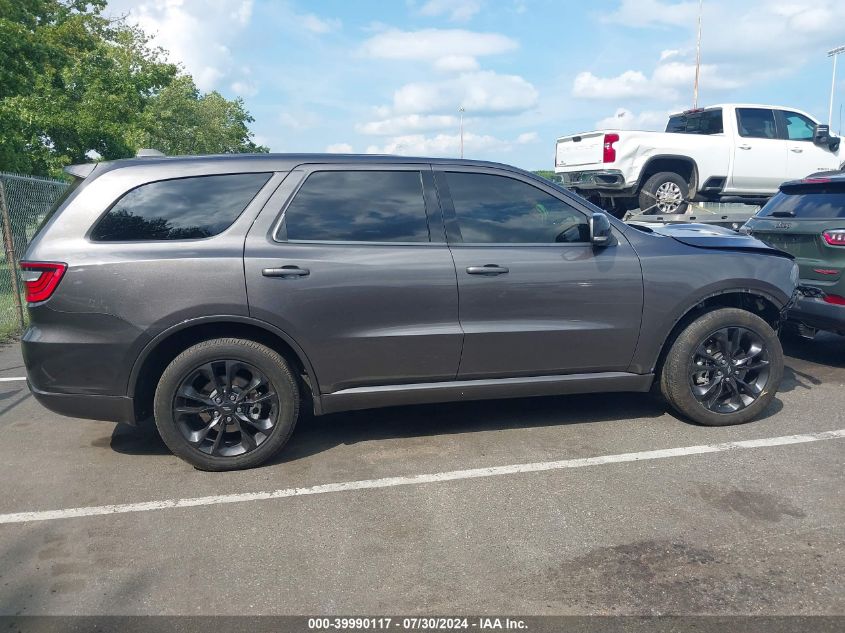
[130,76,268,156]
[0,0,267,177]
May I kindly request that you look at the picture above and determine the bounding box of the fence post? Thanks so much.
[0,180,25,329]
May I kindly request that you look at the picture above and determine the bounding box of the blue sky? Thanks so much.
[109,0,845,169]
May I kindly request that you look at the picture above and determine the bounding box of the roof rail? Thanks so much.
[136,148,166,157]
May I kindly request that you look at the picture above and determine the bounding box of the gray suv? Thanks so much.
[22,154,798,470]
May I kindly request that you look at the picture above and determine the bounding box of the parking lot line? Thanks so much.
[0,377,26,382]
[1,428,842,525]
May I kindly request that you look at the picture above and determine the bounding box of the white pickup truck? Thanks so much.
[555,104,842,216]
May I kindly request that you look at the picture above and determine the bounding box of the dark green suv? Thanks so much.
[744,173,845,335]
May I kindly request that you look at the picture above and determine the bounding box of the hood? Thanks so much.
[627,222,793,258]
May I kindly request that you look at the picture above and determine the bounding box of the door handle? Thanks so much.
[790,147,804,153]
[466,264,509,276]
[738,144,752,150]
[262,266,310,278]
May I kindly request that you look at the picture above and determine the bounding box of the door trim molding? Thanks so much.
[320,371,654,414]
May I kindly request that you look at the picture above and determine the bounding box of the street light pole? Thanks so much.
[829,45,845,127]
[459,106,465,159]
[693,0,703,109]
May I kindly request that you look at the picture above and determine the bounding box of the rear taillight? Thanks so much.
[20,261,67,303]
[823,230,845,246]
[823,294,845,306]
[603,133,619,163]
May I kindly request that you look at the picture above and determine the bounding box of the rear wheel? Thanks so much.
[639,172,689,214]
[154,338,299,471]
[660,308,783,426]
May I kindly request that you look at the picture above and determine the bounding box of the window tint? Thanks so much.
[92,173,271,241]
[781,111,816,141]
[283,170,430,242]
[736,108,777,139]
[446,172,590,244]
[666,109,724,135]
[758,188,845,219]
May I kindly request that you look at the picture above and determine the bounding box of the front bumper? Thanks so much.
[558,169,628,191]
[787,289,845,334]
[28,381,136,425]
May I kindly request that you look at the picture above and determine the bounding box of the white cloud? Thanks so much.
[230,80,258,97]
[325,143,353,153]
[298,12,341,34]
[392,70,538,115]
[356,114,459,136]
[516,132,538,144]
[595,108,670,130]
[418,0,482,22]
[573,60,739,101]
[361,28,517,72]
[107,0,254,91]
[365,132,515,157]
[605,0,698,27]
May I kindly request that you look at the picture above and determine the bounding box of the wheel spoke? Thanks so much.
[177,384,215,406]
[187,417,218,446]
[243,391,275,405]
[735,378,762,397]
[235,416,258,451]
[743,360,770,371]
[210,424,225,455]
[202,362,225,394]
[175,404,213,415]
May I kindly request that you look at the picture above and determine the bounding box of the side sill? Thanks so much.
[319,372,654,415]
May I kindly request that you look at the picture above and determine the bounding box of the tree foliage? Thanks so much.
[0,0,267,177]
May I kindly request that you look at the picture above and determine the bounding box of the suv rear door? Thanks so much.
[434,166,644,378]
[244,164,462,395]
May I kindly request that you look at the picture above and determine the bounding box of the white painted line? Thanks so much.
[1,428,843,525]
[0,377,26,382]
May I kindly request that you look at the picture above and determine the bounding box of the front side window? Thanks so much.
[781,111,816,141]
[282,170,430,242]
[446,172,589,244]
[736,108,777,139]
[92,173,271,241]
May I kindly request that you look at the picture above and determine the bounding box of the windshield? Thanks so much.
[758,188,845,219]
[666,109,724,135]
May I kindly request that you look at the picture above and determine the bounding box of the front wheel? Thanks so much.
[660,308,783,426]
[154,338,300,471]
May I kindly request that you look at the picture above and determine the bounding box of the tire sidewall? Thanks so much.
[662,308,783,426]
[154,339,299,470]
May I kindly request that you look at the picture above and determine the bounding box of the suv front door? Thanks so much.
[244,165,462,395]
[778,109,836,179]
[435,167,644,379]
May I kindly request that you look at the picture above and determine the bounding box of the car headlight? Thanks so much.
[790,261,800,287]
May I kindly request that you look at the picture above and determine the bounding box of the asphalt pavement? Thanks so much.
[0,333,842,616]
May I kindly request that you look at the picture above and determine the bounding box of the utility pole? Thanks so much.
[828,45,845,127]
[459,106,465,159]
[693,0,703,109]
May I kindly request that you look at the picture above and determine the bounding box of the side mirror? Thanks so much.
[590,212,613,247]
[813,124,831,146]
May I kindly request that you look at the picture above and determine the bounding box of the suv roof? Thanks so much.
[68,153,534,180]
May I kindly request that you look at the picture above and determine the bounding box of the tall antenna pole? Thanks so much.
[693,0,703,109]
[459,106,465,159]
[828,46,845,127]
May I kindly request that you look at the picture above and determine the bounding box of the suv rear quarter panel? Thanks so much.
[23,163,284,397]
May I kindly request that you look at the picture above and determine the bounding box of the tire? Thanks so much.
[153,338,300,471]
[660,308,783,426]
[639,171,689,214]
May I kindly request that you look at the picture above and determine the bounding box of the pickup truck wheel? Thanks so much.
[153,338,300,471]
[639,172,689,214]
[660,308,783,426]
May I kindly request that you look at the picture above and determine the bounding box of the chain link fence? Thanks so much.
[0,172,70,338]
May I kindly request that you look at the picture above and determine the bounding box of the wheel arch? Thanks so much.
[648,289,782,377]
[638,155,700,194]
[128,316,322,423]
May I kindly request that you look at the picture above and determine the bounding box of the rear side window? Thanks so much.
[736,108,777,139]
[91,173,271,241]
[759,187,845,219]
[666,109,723,135]
[282,170,430,242]
[445,172,589,244]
